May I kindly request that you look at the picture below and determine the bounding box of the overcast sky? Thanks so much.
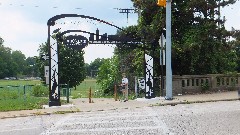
[0,0,239,64]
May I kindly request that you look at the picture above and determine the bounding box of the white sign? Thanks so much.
[41,54,49,60]
[159,34,166,65]
[138,78,145,90]
[145,54,154,98]
[44,66,49,77]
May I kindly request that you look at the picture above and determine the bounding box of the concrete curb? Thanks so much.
[0,97,239,119]
[151,98,240,106]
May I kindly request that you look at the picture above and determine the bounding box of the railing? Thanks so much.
[170,74,240,95]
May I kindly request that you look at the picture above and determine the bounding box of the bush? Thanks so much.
[201,82,209,93]
[32,85,48,97]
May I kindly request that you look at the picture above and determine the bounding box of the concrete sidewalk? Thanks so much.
[0,90,239,119]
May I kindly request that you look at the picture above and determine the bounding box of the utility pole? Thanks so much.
[165,0,172,100]
[115,8,138,25]
[157,0,172,100]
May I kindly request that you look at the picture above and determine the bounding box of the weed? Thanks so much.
[32,85,48,97]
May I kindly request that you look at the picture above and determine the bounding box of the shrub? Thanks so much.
[201,82,209,93]
[32,85,48,97]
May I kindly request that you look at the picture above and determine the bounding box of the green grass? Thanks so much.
[0,79,42,86]
[0,97,48,111]
[0,79,103,111]
[0,80,48,111]
[71,79,101,98]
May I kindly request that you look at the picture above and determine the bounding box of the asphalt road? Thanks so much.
[0,101,240,135]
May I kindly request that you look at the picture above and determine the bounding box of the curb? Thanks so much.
[152,98,240,106]
[1,98,239,119]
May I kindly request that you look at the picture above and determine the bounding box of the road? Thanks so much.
[0,101,240,135]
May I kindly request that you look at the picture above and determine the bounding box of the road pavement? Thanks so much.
[0,91,239,119]
[0,100,240,135]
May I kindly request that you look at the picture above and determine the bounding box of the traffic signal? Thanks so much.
[157,0,166,7]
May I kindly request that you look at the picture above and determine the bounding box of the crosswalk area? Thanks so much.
[41,107,171,135]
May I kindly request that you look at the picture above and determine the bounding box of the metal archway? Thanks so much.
[47,14,155,106]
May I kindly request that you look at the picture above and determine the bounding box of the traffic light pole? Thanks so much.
[165,0,172,100]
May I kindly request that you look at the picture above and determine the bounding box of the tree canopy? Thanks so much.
[96,0,239,94]
[0,37,36,79]
[37,36,86,88]
[130,0,238,75]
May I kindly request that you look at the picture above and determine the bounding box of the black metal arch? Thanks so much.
[47,14,146,107]
[47,14,123,31]
[56,30,92,40]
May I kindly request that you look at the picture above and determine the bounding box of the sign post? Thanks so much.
[165,0,173,100]
[159,34,166,97]
[157,0,172,99]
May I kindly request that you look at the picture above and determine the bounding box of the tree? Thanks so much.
[58,45,86,88]
[131,0,238,75]
[11,51,27,77]
[25,57,40,77]
[231,30,240,72]
[96,56,121,95]
[0,41,14,78]
[86,58,105,78]
[37,37,86,88]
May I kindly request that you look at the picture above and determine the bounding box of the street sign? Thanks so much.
[44,66,49,77]
[159,34,166,65]
[45,66,49,85]
[41,54,49,60]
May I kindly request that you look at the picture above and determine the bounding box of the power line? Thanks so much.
[0,2,83,10]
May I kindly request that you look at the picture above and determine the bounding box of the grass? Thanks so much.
[71,78,101,98]
[0,78,103,111]
[0,79,48,111]
[0,79,42,86]
[0,97,48,111]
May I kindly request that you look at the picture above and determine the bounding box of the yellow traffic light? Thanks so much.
[157,0,166,7]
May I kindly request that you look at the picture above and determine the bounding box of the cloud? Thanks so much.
[0,0,138,63]
[83,45,114,64]
[221,1,240,30]
[0,10,46,57]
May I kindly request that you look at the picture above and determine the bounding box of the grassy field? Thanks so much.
[0,79,42,86]
[0,79,47,111]
[0,79,102,111]
[0,79,102,98]
[0,78,109,111]
[71,79,102,98]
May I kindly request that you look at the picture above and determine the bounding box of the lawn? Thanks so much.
[0,79,42,86]
[70,79,101,98]
[0,79,47,111]
[0,79,102,111]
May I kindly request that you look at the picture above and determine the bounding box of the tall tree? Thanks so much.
[96,56,121,94]
[37,38,86,88]
[25,57,40,77]
[86,58,105,78]
[231,30,240,72]
[11,50,26,76]
[58,45,86,88]
[131,0,237,75]
[0,40,14,78]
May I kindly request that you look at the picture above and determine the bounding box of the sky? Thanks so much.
[0,0,239,64]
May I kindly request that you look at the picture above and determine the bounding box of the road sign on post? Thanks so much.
[159,33,166,97]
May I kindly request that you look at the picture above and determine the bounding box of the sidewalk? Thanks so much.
[0,90,239,119]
